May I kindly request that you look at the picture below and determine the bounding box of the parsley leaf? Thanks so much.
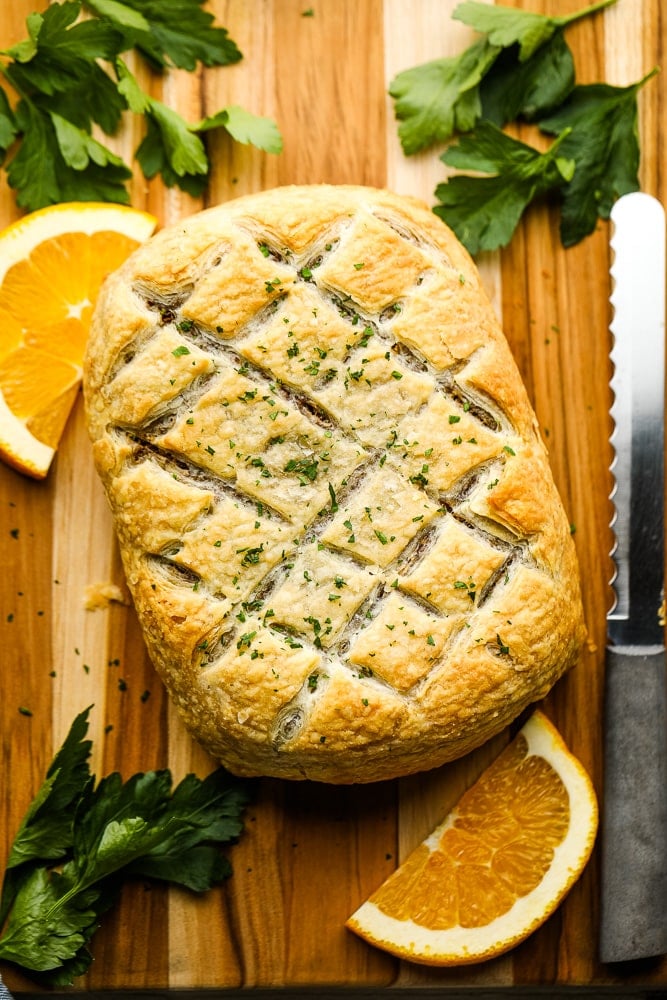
[119,48,283,193]
[45,60,126,134]
[5,708,92,873]
[136,117,210,196]
[50,110,125,172]
[389,36,499,154]
[5,103,62,209]
[144,100,209,177]
[0,88,17,159]
[83,0,243,71]
[434,121,575,254]
[0,707,252,985]
[124,769,249,890]
[117,59,209,193]
[194,105,284,155]
[0,707,93,930]
[388,0,616,154]
[388,0,652,253]
[4,2,121,96]
[479,30,575,125]
[6,100,132,210]
[538,73,655,246]
[0,0,280,211]
[453,0,617,61]
[0,867,105,976]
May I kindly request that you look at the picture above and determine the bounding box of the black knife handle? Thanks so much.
[600,645,667,963]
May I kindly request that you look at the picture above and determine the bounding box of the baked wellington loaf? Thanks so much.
[83,184,585,783]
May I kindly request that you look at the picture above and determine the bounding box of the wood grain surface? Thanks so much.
[0,0,665,992]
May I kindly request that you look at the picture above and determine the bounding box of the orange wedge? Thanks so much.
[346,710,598,966]
[0,202,157,479]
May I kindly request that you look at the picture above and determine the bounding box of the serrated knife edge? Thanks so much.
[607,191,666,638]
[600,190,667,964]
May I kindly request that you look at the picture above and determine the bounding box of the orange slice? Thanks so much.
[0,202,157,479]
[346,710,598,965]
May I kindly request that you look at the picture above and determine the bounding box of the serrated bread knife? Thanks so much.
[600,191,667,963]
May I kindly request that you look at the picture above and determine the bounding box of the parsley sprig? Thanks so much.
[434,122,575,256]
[389,0,657,252]
[0,1,282,211]
[538,71,658,246]
[0,706,251,986]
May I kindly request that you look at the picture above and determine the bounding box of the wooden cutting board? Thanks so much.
[1,0,665,992]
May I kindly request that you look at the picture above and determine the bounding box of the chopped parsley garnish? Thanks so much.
[328,483,339,512]
[237,630,257,650]
[239,544,264,567]
[496,633,511,655]
[284,456,319,483]
[410,465,429,488]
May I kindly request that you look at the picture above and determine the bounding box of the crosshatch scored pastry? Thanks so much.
[83,184,585,783]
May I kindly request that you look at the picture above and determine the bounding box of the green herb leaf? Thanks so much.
[0,866,104,975]
[0,1,278,211]
[538,73,655,246]
[5,708,92,872]
[0,88,18,159]
[83,0,150,34]
[117,59,209,191]
[194,104,283,154]
[388,0,615,155]
[6,98,133,210]
[284,456,319,483]
[114,55,150,114]
[389,36,499,154]
[0,708,251,985]
[49,110,126,172]
[83,0,243,71]
[5,102,62,209]
[5,1,122,97]
[434,120,575,254]
[146,100,208,177]
[0,707,93,931]
[453,0,617,62]
[479,30,575,125]
[124,769,250,890]
[46,60,127,135]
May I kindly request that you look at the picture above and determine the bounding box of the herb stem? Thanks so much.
[556,0,617,28]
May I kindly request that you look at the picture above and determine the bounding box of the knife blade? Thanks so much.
[600,191,667,964]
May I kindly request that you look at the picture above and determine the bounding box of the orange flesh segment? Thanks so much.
[0,230,141,449]
[372,732,571,930]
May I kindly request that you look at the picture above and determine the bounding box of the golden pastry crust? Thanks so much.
[83,184,585,783]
